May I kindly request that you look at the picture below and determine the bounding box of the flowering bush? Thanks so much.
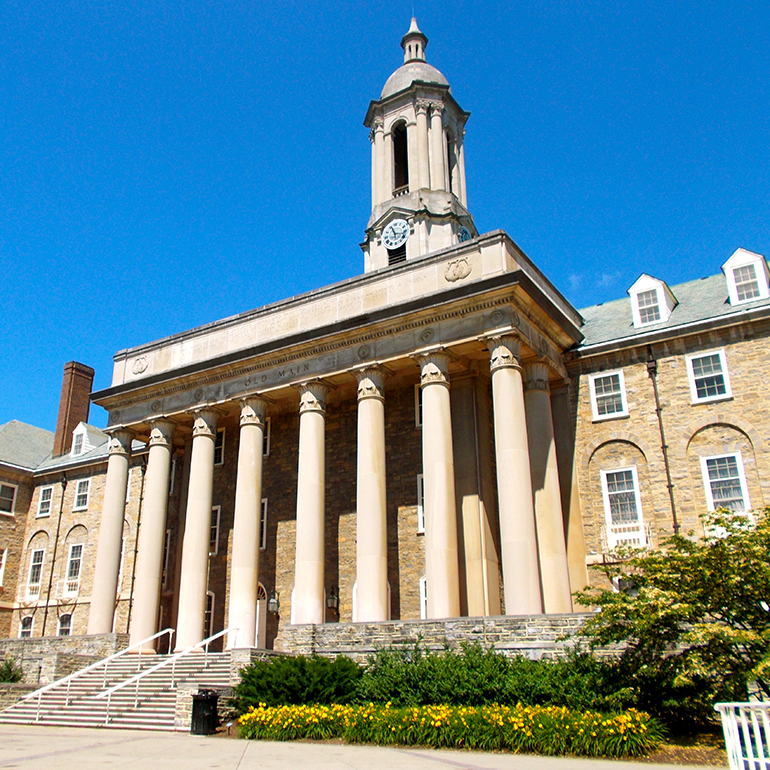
[238,702,663,757]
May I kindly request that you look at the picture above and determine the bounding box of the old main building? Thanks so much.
[1,21,768,656]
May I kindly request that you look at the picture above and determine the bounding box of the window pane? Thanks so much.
[706,456,745,511]
[594,374,624,416]
[692,354,726,399]
[75,480,89,508]
[606,470,639,525]
[0,484,15,513]
[734,265,761,301]
[637,289,661,323]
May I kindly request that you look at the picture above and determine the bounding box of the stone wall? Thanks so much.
[275,613,591,662]
[0,683,35,710]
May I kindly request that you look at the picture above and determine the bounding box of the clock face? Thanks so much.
[459,226,471,243]
[382,219,410,250]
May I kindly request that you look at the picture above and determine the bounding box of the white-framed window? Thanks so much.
[205,591,215,637]
[162,529,171,587]
[414,384,423,428]
[19,616,33,638]
[589,371,628,420]
[636,289,661,324]
[628,275,676,328]
[0,547,7,587]
[58,613,72,637]
[0,483,17,515]
[214,428,225,466]
[263,417,271,457]
[701,453,750,512]
[686,349,731,403]
[419,576,428,620]
[71,432,84,456]
[37,486,54,517]
[27,549,45,598]
[600,467,648,550]
[723,248,770,306]
[73,479,90,510]
[416,474,425,534]
[260,499,268,550]
[64,543,83,595]
[209,506,221,556]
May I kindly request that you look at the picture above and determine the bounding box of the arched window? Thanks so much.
[58,614,72,637]
[392,123,409,195]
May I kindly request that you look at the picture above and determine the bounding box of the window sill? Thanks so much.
[0,511,15,519]
[691,395,734,406]
[591,412,630,424]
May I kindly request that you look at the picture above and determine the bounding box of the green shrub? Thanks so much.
[0,657,23,683]
[233,654,362,711]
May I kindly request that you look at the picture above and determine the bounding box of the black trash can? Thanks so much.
[190,689,219,735]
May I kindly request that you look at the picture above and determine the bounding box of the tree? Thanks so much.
[574,508,770,726]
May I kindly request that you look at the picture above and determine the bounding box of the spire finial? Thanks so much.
[401,18,428,64]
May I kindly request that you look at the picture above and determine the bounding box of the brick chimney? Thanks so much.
[52,361,95,457]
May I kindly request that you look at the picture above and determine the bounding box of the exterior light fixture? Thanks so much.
[326,585,339,612]
[267,590,280,614]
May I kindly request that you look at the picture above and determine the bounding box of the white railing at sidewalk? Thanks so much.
[716,702,770,770]
[93,627,236,725]
[22,628,174,722]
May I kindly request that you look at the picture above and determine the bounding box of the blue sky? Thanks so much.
[1,0,768,431]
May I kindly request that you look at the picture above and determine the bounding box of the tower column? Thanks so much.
[524,363,572,613]
[227,397,267,649]
[354,367,388,622]
[87,430,133,635]
[487,335,543,615]
[129,420,175,650]
[429,103,446,192]
[415,100,431,190]
[293,382,329,625]
[371,117,385,207]
[457,129,468,207]
[416,350,460,619]
[175,409,219,650]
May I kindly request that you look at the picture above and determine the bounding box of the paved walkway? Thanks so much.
[0,724,721,770]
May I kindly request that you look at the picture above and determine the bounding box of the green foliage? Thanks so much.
[575,508,770,727]
[233,654,362,711]
[238,702,665,758]
[0,657,23,683]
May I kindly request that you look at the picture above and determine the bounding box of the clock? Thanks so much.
[382,219,410,250]
[459,226,472,243]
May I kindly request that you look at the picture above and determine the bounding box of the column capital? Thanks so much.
[414,349,452,386]
[190,409,220,439]
[372,116,384,132]
[355,367,386,401]
[239,396,268,426]
[106,429,133,456]
[428,101,444,118]
[297,381,329,414]
[148,419,175,448]
[485,335,522,373]
[523,361,551,393]
[415,99,431,115]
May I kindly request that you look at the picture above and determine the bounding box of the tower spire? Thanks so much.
[401,17,427,63]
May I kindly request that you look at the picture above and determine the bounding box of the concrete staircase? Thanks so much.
[0,651,232,731]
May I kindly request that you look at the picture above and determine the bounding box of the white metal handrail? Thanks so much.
[23,627,174,722]
[93,627,236,725]
[716,702,770,770]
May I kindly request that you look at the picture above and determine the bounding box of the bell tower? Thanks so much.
[362,19,477,272]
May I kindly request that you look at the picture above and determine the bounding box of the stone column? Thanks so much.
[175,409,219,650]
[371,117,384,207]
[227,397,267,649]
[354,367,388,622]
[487,336,543,615]
[292,382,329,625]
[87,430,133,635]
[550,382,589,603]
[415,100,431,190]
[429,103,446,192]
[129,420,175,650]
[416,350,460,619]
[524,362,572,614]
[457,130,468,207]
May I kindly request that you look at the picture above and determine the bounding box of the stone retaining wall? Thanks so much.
[274,613,593,662]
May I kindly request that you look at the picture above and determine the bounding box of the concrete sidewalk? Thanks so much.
[0,725,720,770]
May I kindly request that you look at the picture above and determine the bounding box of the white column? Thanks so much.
[175,409,219,650]
[227,397,267,649]
[87,430,133,635]
[355,367,388,622]
[524,363,572,614]
[457,129,468,207]
[487,336,543,615]
[429,103,446,192]
[292,382,328,625]
[371,117,385,207]
[129,420,175,650]
[416,350,460,619]
[415,101,431,190]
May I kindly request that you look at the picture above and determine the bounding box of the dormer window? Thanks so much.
[72,433,84,456]
[723,248,770,306]
[628,275,677,329]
